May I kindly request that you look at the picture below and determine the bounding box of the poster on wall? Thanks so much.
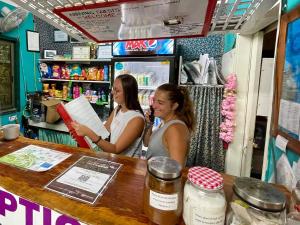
[278,18,300,140]
[53,0,216,42]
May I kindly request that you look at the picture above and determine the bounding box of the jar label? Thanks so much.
[192,208,225,225]
[149,190,178,211]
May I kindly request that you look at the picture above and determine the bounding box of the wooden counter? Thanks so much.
[0,137,290,225]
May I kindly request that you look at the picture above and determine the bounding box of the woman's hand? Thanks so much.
[71,121,89,136]
[145,108,154,126]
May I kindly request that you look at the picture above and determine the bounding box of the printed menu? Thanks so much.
[45,156,122,204]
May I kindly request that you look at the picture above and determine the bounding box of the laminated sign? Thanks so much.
[53,0,217,42]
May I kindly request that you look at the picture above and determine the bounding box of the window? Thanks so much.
[0,36,19,114]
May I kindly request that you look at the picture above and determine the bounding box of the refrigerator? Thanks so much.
[112,39,178,119]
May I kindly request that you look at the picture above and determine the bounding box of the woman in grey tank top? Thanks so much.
[143,84,195,167]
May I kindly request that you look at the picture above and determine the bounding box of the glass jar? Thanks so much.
[143,156,182,225]
[226,177,286,225]
[183,167,226,225]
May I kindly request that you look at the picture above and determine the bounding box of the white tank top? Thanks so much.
[110,108,144,157]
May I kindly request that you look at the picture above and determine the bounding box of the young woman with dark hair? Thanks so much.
[71,74,145,156]
[143,83,195,167]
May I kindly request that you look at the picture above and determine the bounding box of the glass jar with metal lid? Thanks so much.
[226,177,286,225]
[183,166,226,225]
[143,156,182,225]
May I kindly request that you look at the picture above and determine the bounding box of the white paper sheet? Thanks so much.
[276,154,296,191]
[64,96,109,139]
[278,99,300,137]
[275,135,288,152]
[57,166,109,194]
[292,160,300,183]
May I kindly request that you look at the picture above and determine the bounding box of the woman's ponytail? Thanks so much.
[157,84,195,132]
[178,86,195,132]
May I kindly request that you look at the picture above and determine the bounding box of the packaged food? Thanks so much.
[70,64,82,80]
[87,67,98,80]
[39,63,52,78]
[51,64,61,79]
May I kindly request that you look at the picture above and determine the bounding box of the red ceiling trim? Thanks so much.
[202,0,218,36]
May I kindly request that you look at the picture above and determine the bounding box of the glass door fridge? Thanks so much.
[112,39,178,116]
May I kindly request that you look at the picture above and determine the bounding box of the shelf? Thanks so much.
[141,105,150,110]
[138,86,156,90]
[41,78,110,84]
[46,97,109,106]
[39,58,111,63]
[28,119,68,132]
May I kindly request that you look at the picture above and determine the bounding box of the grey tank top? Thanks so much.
[146,119,186,159]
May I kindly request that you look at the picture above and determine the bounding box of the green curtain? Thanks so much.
[186,85,225,172]
[38,129,77,147]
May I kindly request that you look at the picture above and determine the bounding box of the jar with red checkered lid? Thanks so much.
[183,166,226,225]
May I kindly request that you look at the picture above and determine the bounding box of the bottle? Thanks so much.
[101,90,106,102]
[62,83,68,100]
[183,167,226,225]
[103,65,109,81]
[143,156,182,225]
[97,90,102,104]
[99,68,104,81]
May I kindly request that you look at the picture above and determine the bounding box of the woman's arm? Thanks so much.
[143,125,153,147]
[100,116,144,154]
[163,123,190,167]
[72,116,145,154]
[142,110,153,147]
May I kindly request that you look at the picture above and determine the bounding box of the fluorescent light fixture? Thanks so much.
[29,3,36,9]
[38,2,44,7]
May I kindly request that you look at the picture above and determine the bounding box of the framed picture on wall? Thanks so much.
[26,30,40,52]
[44,50,57,59]
[54,30,68,42]
[72,46,90,59]
[273,4,300,154]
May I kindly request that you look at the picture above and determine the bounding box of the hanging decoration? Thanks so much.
[219,74,237,149]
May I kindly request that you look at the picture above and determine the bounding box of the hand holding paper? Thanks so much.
[57,96,109,148]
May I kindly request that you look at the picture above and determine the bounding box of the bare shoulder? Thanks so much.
[128,116,144,126]
[165,122,189,138]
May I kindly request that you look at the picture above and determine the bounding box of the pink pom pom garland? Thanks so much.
[220,74,237,149]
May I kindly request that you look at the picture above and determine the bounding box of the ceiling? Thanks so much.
[8,0,280,42]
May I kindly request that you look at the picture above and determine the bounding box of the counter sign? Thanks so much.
[0,188,86,225]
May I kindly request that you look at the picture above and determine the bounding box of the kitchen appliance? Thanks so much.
[112,39,178,119]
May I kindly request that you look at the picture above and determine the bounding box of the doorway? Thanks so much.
[250,29,276,179]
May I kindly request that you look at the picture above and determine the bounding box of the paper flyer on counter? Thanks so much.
[0,145,71,172]
[45,156,122,204]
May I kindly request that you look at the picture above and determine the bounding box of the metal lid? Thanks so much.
[147,156,182,180]
[233,177,286,212]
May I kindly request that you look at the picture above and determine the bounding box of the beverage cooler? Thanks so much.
[112,39,178,116]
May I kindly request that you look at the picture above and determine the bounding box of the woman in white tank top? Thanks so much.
[71,74,144,157]
[143,84,195,167]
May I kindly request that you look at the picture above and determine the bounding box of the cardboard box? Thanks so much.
[41,99,61,123]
